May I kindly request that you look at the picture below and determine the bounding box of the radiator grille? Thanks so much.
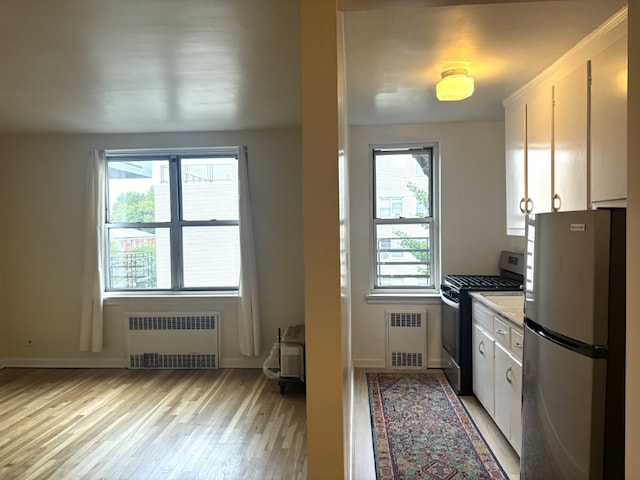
[389,312,423,328]
[128,314,216,331]
[386,310,427,369]
[391,352,423,368]
[129,353,217,369]
[126,312,219,370]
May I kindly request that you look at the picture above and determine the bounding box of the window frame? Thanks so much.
[104,146,242,293]
[370,143,440,293]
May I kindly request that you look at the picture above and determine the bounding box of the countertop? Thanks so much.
[470,291,524,327]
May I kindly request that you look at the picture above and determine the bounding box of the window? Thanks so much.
[105,148,241,292]
[372,144,438,290]
[378,197,403,218]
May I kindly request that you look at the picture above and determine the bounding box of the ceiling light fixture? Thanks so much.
[436,68,474,101]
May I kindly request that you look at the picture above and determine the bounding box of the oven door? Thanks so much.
[441,294,460,360]
[441,294,462,392]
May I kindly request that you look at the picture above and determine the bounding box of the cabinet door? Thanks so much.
[591,35,627,203]
[554,63,588,212]
[526,86,552,214]
[505,102,526,236]
[472,324,495,416]
[495,343,522,455]
[510,358,523,457]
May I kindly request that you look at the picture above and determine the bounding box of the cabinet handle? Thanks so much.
[519,197,527,214]
[525,198,534,214]
[496,329,507,336]
[552,193,561,212]
[478,340,485,355]
[506,366,513,384]
[514,341,523,349]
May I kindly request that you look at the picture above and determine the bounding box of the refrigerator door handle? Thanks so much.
[524,318,608,359]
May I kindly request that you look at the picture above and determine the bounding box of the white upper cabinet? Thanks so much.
[504,7,627,235]
[504,85,552,236]
[526,85,552,215]
[505,102,526,235]
[553,62,589,212]
[591,34,628,204]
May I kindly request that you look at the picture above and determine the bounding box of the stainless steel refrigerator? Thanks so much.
[522,209,625,479]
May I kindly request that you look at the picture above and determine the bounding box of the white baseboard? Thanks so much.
[1,356,264,369]
[353,358,386,369]
[354,357,444,369]
[5,356,437,371]
[428,359,445,369]
[2,357,127,368]
[220,356,265,369]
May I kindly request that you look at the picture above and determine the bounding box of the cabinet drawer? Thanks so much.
[511,329,524,361]
[472,300,494,333]
[493,316,511,348]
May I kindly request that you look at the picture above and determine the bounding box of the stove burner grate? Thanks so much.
[444,274,522,291]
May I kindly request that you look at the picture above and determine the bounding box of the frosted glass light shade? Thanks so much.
[436,68,474,101]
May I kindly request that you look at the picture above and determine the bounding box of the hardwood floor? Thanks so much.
[352,368,520,480]
[1,367,519,480]
[0,368,307,480]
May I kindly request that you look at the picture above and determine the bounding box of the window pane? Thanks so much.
[375,152,431,219]
[181,157,238,221]
[375,223,431,287]
[107,160,171,222]
[182,226,240,288]
[107,228,171,289]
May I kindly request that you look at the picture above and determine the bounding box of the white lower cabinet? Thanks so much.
[472,324,495,416]
[472,298,523,456]
[494,342,523,456]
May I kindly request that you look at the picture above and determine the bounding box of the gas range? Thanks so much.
[440,251,524,395]
[441,274,523,303]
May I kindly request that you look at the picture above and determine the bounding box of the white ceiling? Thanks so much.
[343,0,627,125]
[0,0,626,134]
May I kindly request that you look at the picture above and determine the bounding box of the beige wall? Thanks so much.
[0,128,304,367]
[337,11,355,479]
[627,1,639,475]
[301,0,353,478]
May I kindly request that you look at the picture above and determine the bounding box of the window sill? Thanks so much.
[104,291,239,307]
[365,291,442,305]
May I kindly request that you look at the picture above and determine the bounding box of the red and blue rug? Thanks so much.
[367,372,508,480]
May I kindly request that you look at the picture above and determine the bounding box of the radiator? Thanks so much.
[125,312,220,369]
[386,310,427,369]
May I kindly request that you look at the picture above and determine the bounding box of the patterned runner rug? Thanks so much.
[367,372,508,480]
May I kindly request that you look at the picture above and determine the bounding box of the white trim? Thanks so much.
[353,357,444,369]
[353,358,386,369]
[365,293,442,305]
[104,294,238,307]
[105,146,242,157]
[220,356,265,369]
[504,6,627,107]
[592,198,627,209]
[368,142,441,292]
[2,357,127,368]
[1,356,266,369]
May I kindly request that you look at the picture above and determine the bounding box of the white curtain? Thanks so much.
[237,149,261,356]
[79,149,106,352]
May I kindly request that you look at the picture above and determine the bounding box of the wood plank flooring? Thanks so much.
[1,367,519,480]
[0,368,307,480]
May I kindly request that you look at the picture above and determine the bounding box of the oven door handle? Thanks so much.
[440,294,460,310]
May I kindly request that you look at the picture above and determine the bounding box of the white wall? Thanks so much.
[349,122,525,367]
[0,128,304,368]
